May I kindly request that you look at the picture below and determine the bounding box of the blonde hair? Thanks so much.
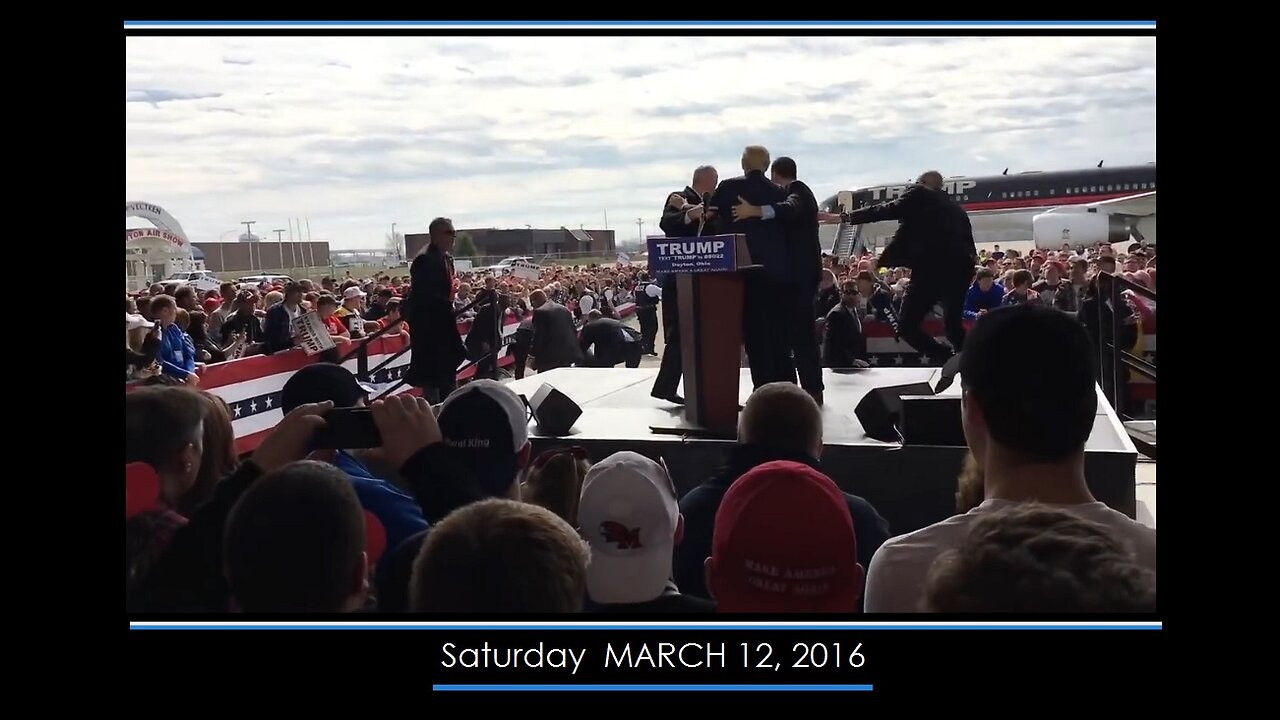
[410,499,589,613]
[956,452,984,514]
[741,145,770,172]
[521,450,591,526]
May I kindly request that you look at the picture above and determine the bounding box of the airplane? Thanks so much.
[819,163,1156,252]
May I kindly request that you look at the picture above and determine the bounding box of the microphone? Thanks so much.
[696,191,712,237]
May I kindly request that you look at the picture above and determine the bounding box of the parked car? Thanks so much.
[164,270,222,293]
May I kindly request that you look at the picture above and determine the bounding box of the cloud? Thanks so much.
[126,35,1155,249]
[126,89,222,106]
[223,56,254,65]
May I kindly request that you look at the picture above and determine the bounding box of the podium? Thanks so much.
[646,234,757,437]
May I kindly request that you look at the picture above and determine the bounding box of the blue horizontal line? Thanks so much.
[122,20,1155,26]
[433,684,874,692]
[131,624,1161,631]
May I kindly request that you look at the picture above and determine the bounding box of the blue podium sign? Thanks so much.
[647,235,739,275]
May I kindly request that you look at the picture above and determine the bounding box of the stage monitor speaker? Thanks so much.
[855,382,935,442]
[899,395,966,446]
[930,353,963,395]
[528,383,582,437]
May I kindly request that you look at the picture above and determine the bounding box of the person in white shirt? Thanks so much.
[864,304,1156,613]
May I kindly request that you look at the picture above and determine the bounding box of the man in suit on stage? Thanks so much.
[707,146,790,390]
[528,288,583,373]
[731,156,838,404]
[841,170,977,363]
[651,164,719,404]
[406,217,468,403]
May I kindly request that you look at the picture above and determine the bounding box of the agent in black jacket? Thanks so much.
[406,218,469,402]
[842,171,977,363]
[652,165,719,403]
[732,156,831,402]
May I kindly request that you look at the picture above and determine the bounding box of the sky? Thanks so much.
[125,35,1156,250]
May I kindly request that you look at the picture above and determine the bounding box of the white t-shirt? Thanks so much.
[864,498,1157,613]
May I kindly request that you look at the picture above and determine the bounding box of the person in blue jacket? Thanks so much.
[279,363,429,559]
[151,295,199,385]
[963,267,1005,320]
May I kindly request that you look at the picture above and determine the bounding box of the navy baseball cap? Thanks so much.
[437,380,531,497]
[281,363,377,412]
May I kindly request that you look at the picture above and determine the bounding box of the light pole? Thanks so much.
[273,229,287,272]
[241,220,257,272]
[636,217,643,244]
[391,222,398,264]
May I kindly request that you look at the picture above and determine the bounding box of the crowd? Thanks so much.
[125,261,649,384]
[811,239,1157,370]
[126,298,1157,614]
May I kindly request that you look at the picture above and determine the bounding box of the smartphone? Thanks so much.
[313,407,382,449]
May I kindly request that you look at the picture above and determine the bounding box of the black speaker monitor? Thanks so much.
[528,383,582,437]
[854,382,935,442]
[899,395,966,446]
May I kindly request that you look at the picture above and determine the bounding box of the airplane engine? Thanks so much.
[1032,212,1131,250]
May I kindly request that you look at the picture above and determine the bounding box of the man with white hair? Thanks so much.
[707,146,791,389]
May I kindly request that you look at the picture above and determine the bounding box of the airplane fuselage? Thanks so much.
[821,164,1157,248]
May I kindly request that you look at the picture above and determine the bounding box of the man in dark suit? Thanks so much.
[579,310,644,368]
[822,280,871,368]
[841,171,978,363]
[406,217,469,403]
[707,146,790,389]
[732,156,839,404]
[528,288,583,373]
[464,276,501,380]
[651,164,719,404]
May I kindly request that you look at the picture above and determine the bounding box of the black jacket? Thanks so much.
[822,303,865,367]
[579,316,641,367]
[709,170,789,282]
[672,444,892,607]
[530,300,583,371]
[407,244,468,383]
[770,179,823,289]
[844,184,976,276]
[656,186,705,326]
[464,289,501,358]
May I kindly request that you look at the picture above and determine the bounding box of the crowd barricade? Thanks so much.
[126,302,636,453]
[859,317,1156,406]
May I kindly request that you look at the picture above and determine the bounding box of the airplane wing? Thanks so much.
[1043,191,1156,217]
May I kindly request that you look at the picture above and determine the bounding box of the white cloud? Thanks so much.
[125,35,1155,248]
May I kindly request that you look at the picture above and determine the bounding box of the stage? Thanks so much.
[507,368,1139,536]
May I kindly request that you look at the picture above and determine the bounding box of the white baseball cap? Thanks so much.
[126,313,154,330]
[343,287,366,300]
[579,451,679,604]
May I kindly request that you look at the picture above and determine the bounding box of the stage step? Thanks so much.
[1124,420,1156,460]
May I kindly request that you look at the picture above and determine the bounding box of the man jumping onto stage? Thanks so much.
[841,170,977,363]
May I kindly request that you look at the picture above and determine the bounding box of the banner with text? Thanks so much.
[647,234,740,275]
[292,311,337,356]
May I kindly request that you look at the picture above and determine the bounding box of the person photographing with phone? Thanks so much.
[279,363,429,558]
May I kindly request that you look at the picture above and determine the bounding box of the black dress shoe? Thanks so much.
[652,392,685,405]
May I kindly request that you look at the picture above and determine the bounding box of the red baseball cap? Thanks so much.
[126,462,162,519]
[710,461,861,612]
[202,297,221,313]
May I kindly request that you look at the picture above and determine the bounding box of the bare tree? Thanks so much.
[385,231,405,264]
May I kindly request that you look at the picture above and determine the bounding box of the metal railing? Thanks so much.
[339,289,510,400]
[1096,271,1156,457]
